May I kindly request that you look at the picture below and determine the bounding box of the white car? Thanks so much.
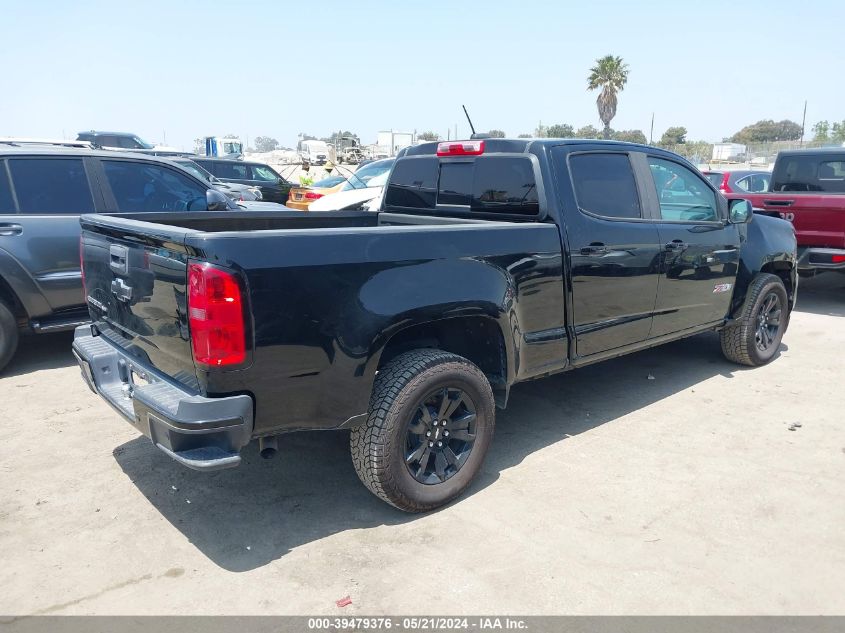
[308,159,394,211]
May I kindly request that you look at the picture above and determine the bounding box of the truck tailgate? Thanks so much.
[79,215,199,391]
[748,194,845,248]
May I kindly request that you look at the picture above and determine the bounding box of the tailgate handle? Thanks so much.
[764,200,794,207]
[109,244,129,274]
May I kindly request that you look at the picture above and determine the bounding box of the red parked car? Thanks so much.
[702,170,771,194]
[733,149,845,276]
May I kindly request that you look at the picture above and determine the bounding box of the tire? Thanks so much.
[350,349,495,512]
[720,273,788,366]
[0,299,19,373]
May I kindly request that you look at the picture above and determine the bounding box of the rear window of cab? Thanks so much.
[385,156,539,216]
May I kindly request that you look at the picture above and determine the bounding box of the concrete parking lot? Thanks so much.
[1,274,843,615]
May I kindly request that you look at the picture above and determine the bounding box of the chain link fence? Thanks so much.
[658,140,837,169]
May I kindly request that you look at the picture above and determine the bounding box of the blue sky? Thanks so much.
[1,0,842,150]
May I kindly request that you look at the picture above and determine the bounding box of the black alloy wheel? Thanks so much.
[755,291,783,352]
[405,387,477,485]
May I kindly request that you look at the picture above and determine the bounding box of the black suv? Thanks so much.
[0,143,234,371]
[193,157,294,203]
[76,131,155,150]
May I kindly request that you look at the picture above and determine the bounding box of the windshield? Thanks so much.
[223,141,243,154]
[133,136,155,150]
[341,160,394,191]
[175,159,213,183]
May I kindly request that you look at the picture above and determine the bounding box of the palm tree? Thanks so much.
[587,55,629,139]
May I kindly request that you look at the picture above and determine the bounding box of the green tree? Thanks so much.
[253,136,278,152]
[613,129,647,144]
[534,123,549,138]
[487,129,506,138]
[587,55,629,139]
[546,124,574,138]
[659,126,688,145]
[730,119,803,144]
[417,131,440,141]
[812,121,830,142]
[831,121,845,144]
[574,125,600,139]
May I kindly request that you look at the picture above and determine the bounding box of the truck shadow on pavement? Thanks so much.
[1,331,76,378]
[792,273,845,317]
[114,330,761,572]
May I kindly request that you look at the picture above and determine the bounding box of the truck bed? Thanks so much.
[78,209,567,436]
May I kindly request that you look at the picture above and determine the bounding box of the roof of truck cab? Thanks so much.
[402,138,660,157]
[77,131,137,137]
[776,147,845,157]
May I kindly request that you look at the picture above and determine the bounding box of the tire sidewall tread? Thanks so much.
[720,273,788,367]
[350,349,495,512]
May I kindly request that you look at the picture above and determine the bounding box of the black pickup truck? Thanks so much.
[73,139,797,512]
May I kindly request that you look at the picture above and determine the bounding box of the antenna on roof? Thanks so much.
[462,105,476,136]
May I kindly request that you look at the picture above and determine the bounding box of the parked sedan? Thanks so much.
[285,175,346,211]
[308,159,395,211]
[193,157,294,203]
[702,170,771,194]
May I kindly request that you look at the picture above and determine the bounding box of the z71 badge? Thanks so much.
[713,283,733,293]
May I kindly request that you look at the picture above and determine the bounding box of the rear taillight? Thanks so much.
[187,262,246,367]
[436,140,485,156]
[79,236,85,295]
[720,174,731,193]
[832,255,845,263]
[304,191,323,200]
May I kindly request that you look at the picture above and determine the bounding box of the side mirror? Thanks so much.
[206,188,230,211]
[729,199,752,224]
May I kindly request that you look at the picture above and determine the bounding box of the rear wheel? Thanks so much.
[720,273,788,366]
[350,349,495,512]
[0,299,19,373]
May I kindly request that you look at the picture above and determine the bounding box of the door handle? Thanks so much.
[0,223,23,236]
[580,243,609,256]
[664,240,687,251]
[763,200,794,207]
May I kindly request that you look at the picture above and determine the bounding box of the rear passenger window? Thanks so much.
[472,157,539,215]
[103,160,208,212]
[9,158,94,214]
[568,153,641,219]
[0,164,15,212]
[212,162,249,179]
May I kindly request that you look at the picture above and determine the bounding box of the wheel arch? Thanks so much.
[733,214,798,315]
[374,315,512,408]
[0,248,51,322]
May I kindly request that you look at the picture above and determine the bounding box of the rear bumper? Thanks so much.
[72,326,253,471]
[797,247,845,272]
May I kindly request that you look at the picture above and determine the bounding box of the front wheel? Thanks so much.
[350,349,495,512]
[720,273,789,366]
